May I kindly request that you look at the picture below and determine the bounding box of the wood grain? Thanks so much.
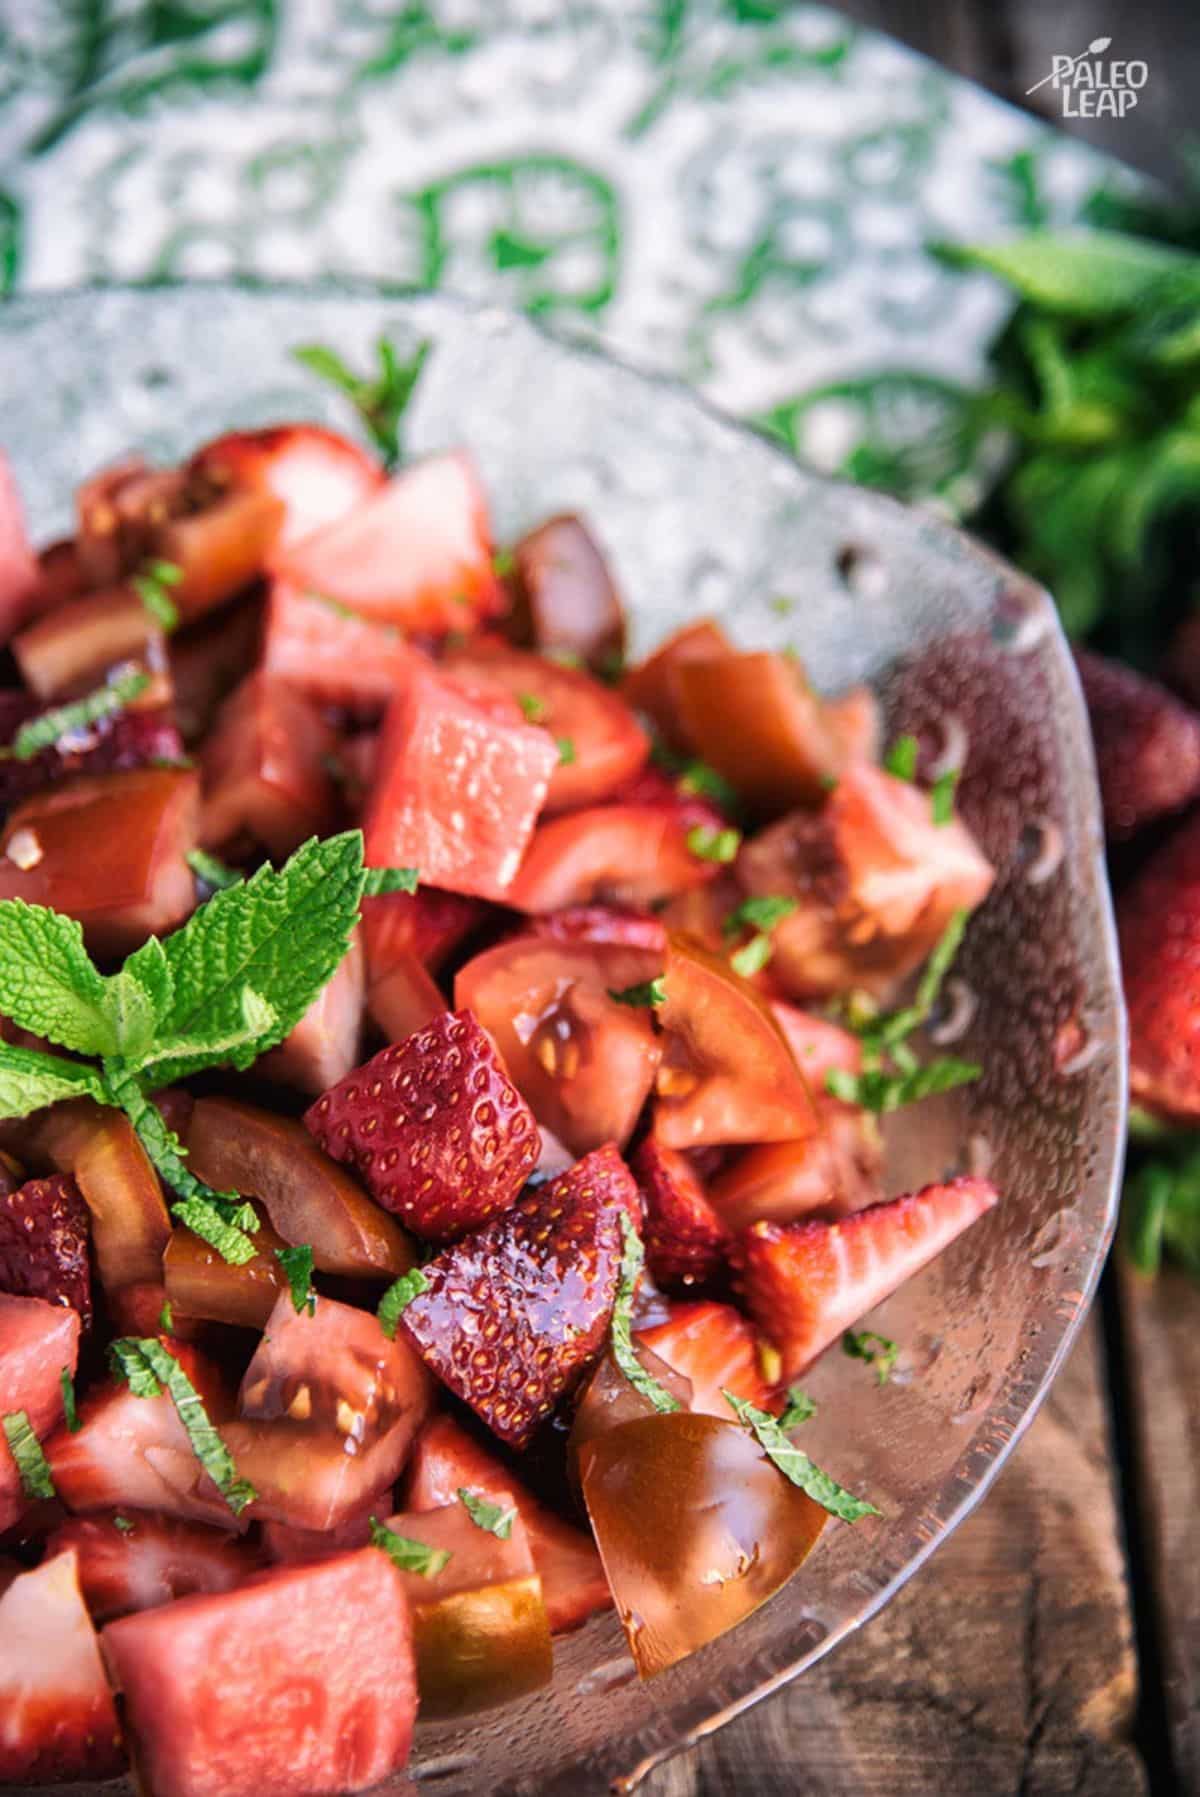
[1119,1264,1200,1791]
[646,1317,1146,1796]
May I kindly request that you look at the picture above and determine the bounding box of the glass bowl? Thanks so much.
[0,286,1126,1797]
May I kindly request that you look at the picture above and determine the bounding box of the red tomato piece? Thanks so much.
[443,642,648,813]
[361,884,486,978]
[510,513,625,672]
[0,769,198,959]
[455,936,663,1155]
[364,667,559,901]
[260,579,429,714]
[507,801,717,913]
[189,423,384,549]
[198,673,339,861]
[102,1549,417,1797]
[158,487,284,625]
[273,450,505,634]
[0,451,42,645]
[0,1295,80,1532]
[621,618,734,751]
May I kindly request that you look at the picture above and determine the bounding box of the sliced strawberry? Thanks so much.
[102,1549,416,1797]
[0,768,198,960]
[304,1009,539,1240]
[675,650,879,814]
[273,449,504,634]
[621,618,733,752]
[260,579,429,714]
[401,1146,636,1448]
[709,1111,884,1230]
[0,1549,124,1784]
[510,513,625,672]
[364,666,559,901]
[443,641,648,813]
[257,926,365,1096]
[530,903,667,953]
[0,1295,80,1532]
[631,1140,731,1291]
[654,933,816,1147]
[733,1176,999,1377]
[738,763,994,1000]
[636,1299,773,1419]
[1119,811,1200,1117]
[189,423,384,549]
[220,1292,433,1533]
[198,673,338,861]
[46,1511,261,1623]
[403,1412,611,1633]
[455,937,663,1156]
[1075,647,1200,840]
[47,1338,242,1532]
[0,450,41,645]
[0,696,183,816]
[0,1173,92,1326]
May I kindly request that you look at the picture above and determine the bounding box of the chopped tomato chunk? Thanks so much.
[13,586,167,700]
[198,673,338,861]
[510,513,625,672]
[257,927,366,1095]
[261,580,428,714]
[621,618,733,751]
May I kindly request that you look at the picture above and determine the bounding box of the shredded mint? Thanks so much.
[611,1214,681,1414]
[159,1300,174,1336]
[729,934,775,979]
[369,1515,451,1577]
[556,736,577,765]
[723,895,798,938]
[722,1391,879,1522]
[458,1488,517,1540]
[607,977,667,1009]
[2,1411,56,1501]
[132,560,183,632]
[362,866,420,897]
[686,823,741,864]
[493,547,516,578]
[930,768,960,825]
[843,1329,900,1385]
[517,691,547,723]
[109,1337,255,1516]
[59,1367,81,1434]
[883,735,919,782]
[112,1514,135,1534]
[293,337,431,470]
[2,669,152,763]
[778,1385,817,1429]
[377,1267,429,1339]
[275,1244,316,1316]
[187,849,243,891]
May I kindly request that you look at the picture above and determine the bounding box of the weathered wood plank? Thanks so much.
[1119,1263,1200,1792]
[645,1316,1145,1796]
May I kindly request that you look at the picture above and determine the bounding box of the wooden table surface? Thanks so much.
[646,5,1198,1793]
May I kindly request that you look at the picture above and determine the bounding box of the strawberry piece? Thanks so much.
[1075,648,1200,840]
[710,1111,883,1230]
[304,1009,539,1240]
[47,1338,242,1532]
[364,666,559,901]
[400,1145,637,1447]
[261,579,430,714]
[45,1511,261,1623]
[190,423,384,549]
[0,1294,80,1532]
[102,1549,416,1797]
[733,1176,999,1378]
[403,1413,611,1633]
[1120,811,1200,1118]
[0,1172,92,1326]
[198,673,338,861]
[0,695,183,816]
[0,451,41,646]
[631,1140,731,1290]
[636,1299,774,1419]
[0,1549,124,1784]
[273,449,504,633]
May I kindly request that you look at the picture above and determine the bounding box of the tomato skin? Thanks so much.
[198,673,339,862]
[508,803,713,914]
[444,641,648,813]
[261,579,428,715]
[163,1212,287,1330]
[455,936,663,1155]
[0,769,198,959]
[509,513,625,672]
[257,927,366,1096]
[621,618,733,751]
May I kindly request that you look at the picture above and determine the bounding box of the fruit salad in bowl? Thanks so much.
[0,288,1123,1797]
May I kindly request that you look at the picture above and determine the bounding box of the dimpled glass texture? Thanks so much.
[0,289,1126,1797]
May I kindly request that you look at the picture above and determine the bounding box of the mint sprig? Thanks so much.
[0,832,372,1262]
[611,1214,681,1415]
[2,669,151,763]
[722,1391,879,1522]
[109,1337,255,1517]
[293,337,431,470]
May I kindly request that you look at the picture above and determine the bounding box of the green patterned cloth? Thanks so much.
[0,2,1114,485]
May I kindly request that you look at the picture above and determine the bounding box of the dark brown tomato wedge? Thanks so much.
[442,641,648,814]
[674,651,878,816]
[568,1345,693,1467]
[509,514,625,673]
[455,937,663,1156]
[198,673,339,862]
[0,769,198,959]
[507,803,717,914]
[13,587,168,702]
[653,934,816,1149]
[163,1208,288,1331]
[379,1499,553,1718]
[184,1098,414,1282]
[74,456,180,588]
[620,618,734,753]
[578,1410,826,1677]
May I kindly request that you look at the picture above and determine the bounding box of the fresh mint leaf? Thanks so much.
[935,230,1194,318]
[101,946,173,1063]
[187,849,243,892]
[134,986,277,1088]
[722,1391,879,1521]
[723,895,797,938]
[59,1367,81,1433]
[171,1198,259,1266]
[2,1410,56,1500]
[778,1385,817,1429]
[362,866,420,897]
[517,691,547,723]
[611,1214,681,1414]
[131,562,182,632]
[883,735,919,781]
[377,1267,429,1339]
[0,900,115,1055]
[2,670,151,763]
[843,1329,900,1385]
[153,833,365,1083]
[930,768,960,825]
[1124,1147,1200,1280]
[109,1337,255,1516]
[369,1515,451,1577]
[275,1244,316,1316]
[686,824,741,864]
[458,1488,517,1539]
[607,977,667,1009]
[293,337,431,470]
[825,1056,980,1114]
[729,934,775,979]
[0,1044,108,1120]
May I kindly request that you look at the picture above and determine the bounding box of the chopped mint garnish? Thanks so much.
[722,1391,879,1521]
[517,692,547,724]
[556,736,577,765]
[3,669,151,763]
[686,824,741,864]
[458,1488,517,1539]
[112,1514,135,1533]
[369,1515,451,1577]
[842,1329,900,1385]
[377,1267,429,1340]
[275,1244,316,1316]
[109,1337,256,1516]
[59,1367,81,1434]
[132,559,183,632]
[611,1214,681,1414]
[607,977,667,1009]
[2,1410,56,1500]
[931,767,960,825]
[778,1385,817,1429]
[883,735,919,782]
[362,866,420,896]
[187,849,243,892]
